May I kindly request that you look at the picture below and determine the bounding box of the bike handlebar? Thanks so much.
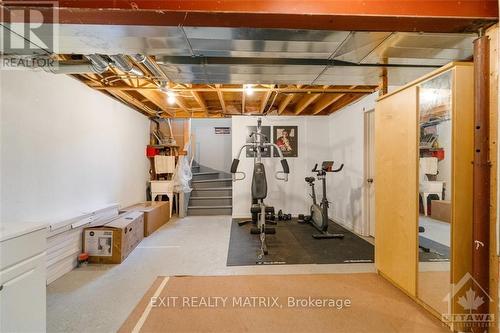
[311,161,344,173]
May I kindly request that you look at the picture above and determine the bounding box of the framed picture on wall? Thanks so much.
[246,125,271,158]
[273,126,298,157]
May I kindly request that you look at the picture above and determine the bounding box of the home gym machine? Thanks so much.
[302,161,345,239]
[231,118,290,260]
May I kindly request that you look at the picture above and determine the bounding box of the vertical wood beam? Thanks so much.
[379,66,388,97]
[472,34,491,332]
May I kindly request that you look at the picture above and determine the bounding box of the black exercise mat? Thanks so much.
[418,236,450,262]
[226,218,374,266]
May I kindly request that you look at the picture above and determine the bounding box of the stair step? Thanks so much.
[192,178,232,189]
[192,171,220,181]
[187,205,232,216]
[191,187,232,197]
[189,196,232,206]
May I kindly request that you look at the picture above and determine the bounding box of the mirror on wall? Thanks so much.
[417,71,452,315]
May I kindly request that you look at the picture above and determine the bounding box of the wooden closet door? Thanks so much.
[375,86,419,296]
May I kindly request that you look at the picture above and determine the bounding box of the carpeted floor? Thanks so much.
[119,273,450,333]
[227,218,374,266]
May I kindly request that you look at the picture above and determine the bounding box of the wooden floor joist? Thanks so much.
[69,61,377,118]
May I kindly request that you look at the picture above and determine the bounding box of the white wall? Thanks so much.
[231,116,332,218]
[192,118,232,173]
[0,70,150,223]
[328,93,378,234]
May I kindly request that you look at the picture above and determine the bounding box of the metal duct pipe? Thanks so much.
[109,54,143,76]
[131,54,169,86]
[43,63,105,74]
[84,54,109,73]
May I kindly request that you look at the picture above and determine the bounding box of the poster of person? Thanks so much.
[273,126,298,157]
[246,125,272,158]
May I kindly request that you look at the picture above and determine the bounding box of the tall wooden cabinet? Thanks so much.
[375,62,474,323]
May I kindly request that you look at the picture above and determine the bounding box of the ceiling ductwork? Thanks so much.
[84,54,109,74]
[44,63,106,74]
[131,54,169,87]
[108,54,143,77]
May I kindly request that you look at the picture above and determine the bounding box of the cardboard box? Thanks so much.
[83,211,144,264]
[431,200,451,223]
[122,201,170,237]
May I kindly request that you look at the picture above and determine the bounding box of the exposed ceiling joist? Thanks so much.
[75,69,375,118]
[241,90,246,114]
[110,90,155,116]
[260,89,273,113]
[191,91,208,116]
[278,85,303,114]
[312,93,344,115]
[139,90,174,117]
[278,95,294,115]
[174,96,190,114]
[215,84,227,114]
[294,93,321,115]
[91,86,375,93]
[329,93,364,114]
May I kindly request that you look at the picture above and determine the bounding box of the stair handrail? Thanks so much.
[182,134,195,168]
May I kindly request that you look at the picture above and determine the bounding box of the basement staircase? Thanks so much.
[187,163,232,216]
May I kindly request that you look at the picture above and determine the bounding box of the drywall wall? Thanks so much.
[0,70,150,223]
[231,116,332,218]
[328,92,378,235]
[192,118,232,173]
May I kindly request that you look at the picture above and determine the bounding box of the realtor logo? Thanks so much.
[442,272,494,328]
[1,1,58,54]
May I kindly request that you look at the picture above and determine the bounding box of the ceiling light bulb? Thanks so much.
[167,94,176,105]
[245,85,254,96]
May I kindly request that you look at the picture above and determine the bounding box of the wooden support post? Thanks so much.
[379,67,388,97]
[472,34,491,333]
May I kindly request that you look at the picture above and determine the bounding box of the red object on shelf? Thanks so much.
[146,146,158,157]
[431,149,445,161]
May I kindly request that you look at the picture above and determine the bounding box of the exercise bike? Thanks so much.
[302,161,344,239]
[231,118,290,260]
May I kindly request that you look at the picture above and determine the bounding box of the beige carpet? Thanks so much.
[119,273,449,333]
